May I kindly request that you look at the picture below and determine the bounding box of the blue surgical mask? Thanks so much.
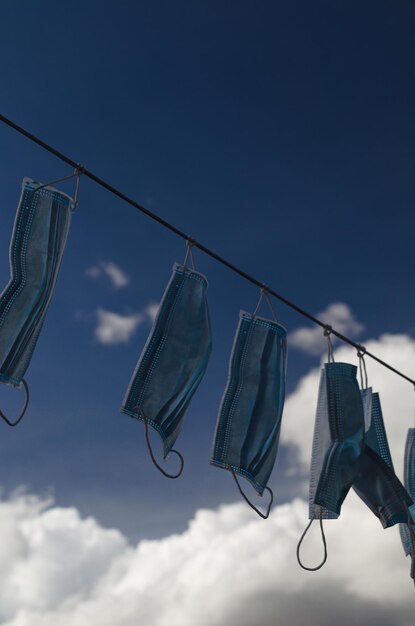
[0,177,75,425]
[400,429,415,577]
[121,262,212,478]
[210,308,287,518]
[298,362,365,570]
[353,391,413,529]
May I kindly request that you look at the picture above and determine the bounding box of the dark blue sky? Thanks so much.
[0,0,414,541]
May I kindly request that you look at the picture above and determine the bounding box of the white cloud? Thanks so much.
[145,302,159,322]
[2,334,414,624]
[85,262,129,288]
[95,309,143,345]
[0,491,413,626]
[289,302,364,356]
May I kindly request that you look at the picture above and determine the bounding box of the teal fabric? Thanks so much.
[121,263,212,458]
[0,178,73,387]
[210,311,287,496]
[353,392,413,529]
[310,362,365,517]
[400,429,415,555]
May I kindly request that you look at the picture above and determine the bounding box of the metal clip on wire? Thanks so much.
[230,467,273,519]
[323,325,334,363]
[357,344,368,389]
[0,379,29,427]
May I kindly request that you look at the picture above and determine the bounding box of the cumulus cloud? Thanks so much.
[289,302,364,356]
[2,333,414,624]
[94,309,144,345]
[0,491,413,626]
[86,262,129,288]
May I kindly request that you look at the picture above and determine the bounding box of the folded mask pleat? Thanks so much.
[311,362,365,517]
[210,311,287,499]
[121,263,212,462]
[400,430,415,556]
[0,179,73,388]
[353,393,413,529]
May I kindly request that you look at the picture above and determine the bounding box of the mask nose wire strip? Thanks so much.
[230,467,273,519]
[142,415,184,479]
[0,379,29,427]
[296,509,328,571]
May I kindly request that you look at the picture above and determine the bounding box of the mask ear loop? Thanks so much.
[253,285,278,322]
[137,410,184,479]
[183,238,196,270]
[296,508,328,571]
[0,379,29,427]
[357,345,368,389]
[230,467,273,519]
[324,325,335,363]
[34,165,84,211]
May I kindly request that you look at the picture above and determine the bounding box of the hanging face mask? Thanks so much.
[0,174,79,426]
[210,288,287,519]
[349,352,415,580]
[297,333,365,571]
[353,391,413,528]
[400,429,415,577]
[121,245,212,478]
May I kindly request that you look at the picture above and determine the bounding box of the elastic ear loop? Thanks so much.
[35,165,83,211]
[357,345,368,389]
[142,414,184,479]
[230,467,273,519]
[253,285,278,322]
[324,325,335,363]
[183,239,196,270]
[296,508,328,571]
[0,379,29,427]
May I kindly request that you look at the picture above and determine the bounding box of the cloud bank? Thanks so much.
[2,332,414,624]
[0,491,413,626]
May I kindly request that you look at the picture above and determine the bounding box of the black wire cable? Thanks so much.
[0,112,414,387]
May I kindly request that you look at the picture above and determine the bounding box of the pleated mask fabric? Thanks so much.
[400,430,415,559]
[210,310,287,507]
[310,362,365,517]
[121,262,212,476]
[353,391,413,530]
[0,178,74,422]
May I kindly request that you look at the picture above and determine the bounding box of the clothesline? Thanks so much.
[0,112,413,387]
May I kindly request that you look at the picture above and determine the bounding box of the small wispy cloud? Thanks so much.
[93,304,158,345]
[95,309,144,345]
[85,261,129,288]
[289,302,364,356]
[145,302,159,322]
